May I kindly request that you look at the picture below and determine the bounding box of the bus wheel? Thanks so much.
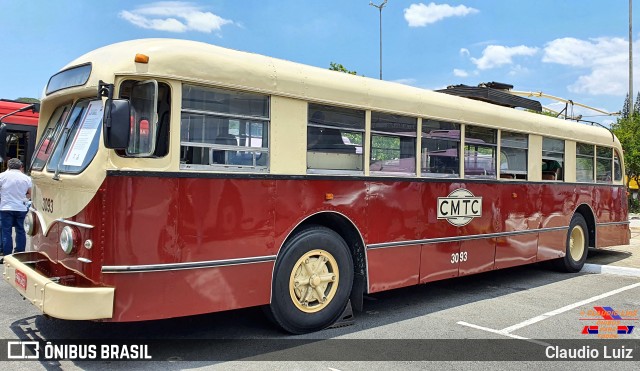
[269,225,353,334]
[555,214,589,273]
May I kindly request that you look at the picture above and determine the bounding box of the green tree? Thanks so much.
[15,97,39,103]
[634,92,640,117]
[621,93,631,119]
[611,95,640,212]
[329,62,357,75]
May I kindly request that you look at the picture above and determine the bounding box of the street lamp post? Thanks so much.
[370,0,388,80]
[630,0,634,117]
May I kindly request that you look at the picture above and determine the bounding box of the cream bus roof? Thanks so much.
[63,38,619,148]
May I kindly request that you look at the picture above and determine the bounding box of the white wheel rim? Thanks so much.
[569,225,585,262]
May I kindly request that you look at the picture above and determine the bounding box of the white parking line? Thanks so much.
[458,281,640,338]
[501,281,640,333]
[456,322,551,346]
[457,321,526,339]
[582,263,640,277]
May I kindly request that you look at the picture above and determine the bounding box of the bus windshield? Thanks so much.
[42,99,103,175]
[31,104,71,171]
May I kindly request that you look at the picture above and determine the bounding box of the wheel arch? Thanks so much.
[574,203,596,248]
[271,211,368,309]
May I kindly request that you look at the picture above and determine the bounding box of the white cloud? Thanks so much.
[404,2,478,27]
[542,37,626,67]
[508,65,529,76]
[453,69,469,77]
[470,45,539,70]
[459,48,470,57]
[569,68,627,96]
[119,1,232,33]
[542,37,630,95]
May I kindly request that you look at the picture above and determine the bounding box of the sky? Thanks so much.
[0,0,637,125]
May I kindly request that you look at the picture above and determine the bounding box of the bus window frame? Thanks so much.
[46,63,92,96]
[179,84,270,172]
[613,149,623,182]
[369,111,417,176]
[307,103,365,175]
[499,130,528,180]
[45,99,104,175]
[125,80,159,157]
[542,137,565,181]
[31,104,71,171]
[576,142,595,183]
[595,146,613,184]
[464,125,497,179]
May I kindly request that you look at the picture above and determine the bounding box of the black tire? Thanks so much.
[553,214,589,273]
[269,225,353,334]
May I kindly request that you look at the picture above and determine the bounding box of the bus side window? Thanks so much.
[596,146,613,183]
[117,80,171,158]
[370,111,417,175]
[500,131,528,180]
[576,143,594,182]
[464,125,497,179]
[421,121,460,178]
[153,84,171,157]
[614,150,623,182]
[307,104,365,173]
[180,84,269,171]
[542,137,564,181]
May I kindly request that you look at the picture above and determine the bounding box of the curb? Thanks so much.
[582,263,640,277]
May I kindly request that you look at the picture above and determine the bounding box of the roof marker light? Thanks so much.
[135,53,150,64]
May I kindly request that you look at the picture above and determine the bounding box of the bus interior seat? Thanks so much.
[154,111,170,156]
[542,168,562,180]
[153,83,171,157]
[308,127,355,154]
[541,160,562,180]
[212,134,237,164]
[500,173,515,179]
[465,168,487,176]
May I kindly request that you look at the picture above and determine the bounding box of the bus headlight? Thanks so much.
[60,226,78,254]
[24,212,36,236]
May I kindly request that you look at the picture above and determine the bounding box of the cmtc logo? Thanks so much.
[437,189,482,227]
[580,306,638,338]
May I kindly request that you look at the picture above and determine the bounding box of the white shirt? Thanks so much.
[0,169,32,211]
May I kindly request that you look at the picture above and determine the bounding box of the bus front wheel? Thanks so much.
[554,214,589,273]
[269,225,353,334]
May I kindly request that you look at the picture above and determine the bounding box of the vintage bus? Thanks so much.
[2,39,629,334]
[0,99,39,171]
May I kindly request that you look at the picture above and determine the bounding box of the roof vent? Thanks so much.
[436,82,541,112]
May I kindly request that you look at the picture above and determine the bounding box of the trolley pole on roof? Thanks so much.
[370,0,388,80]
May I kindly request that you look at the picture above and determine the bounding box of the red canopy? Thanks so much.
[0,100,39,126]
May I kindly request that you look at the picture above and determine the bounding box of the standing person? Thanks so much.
[0,158,32,261]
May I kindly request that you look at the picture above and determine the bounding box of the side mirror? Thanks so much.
[103,99,131,149]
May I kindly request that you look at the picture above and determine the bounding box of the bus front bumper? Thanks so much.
[2,252,114,320]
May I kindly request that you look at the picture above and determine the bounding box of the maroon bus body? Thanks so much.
[28,172,629,322]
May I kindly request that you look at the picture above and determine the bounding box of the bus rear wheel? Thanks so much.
[554,214,589,272]
[269,225,353,334]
